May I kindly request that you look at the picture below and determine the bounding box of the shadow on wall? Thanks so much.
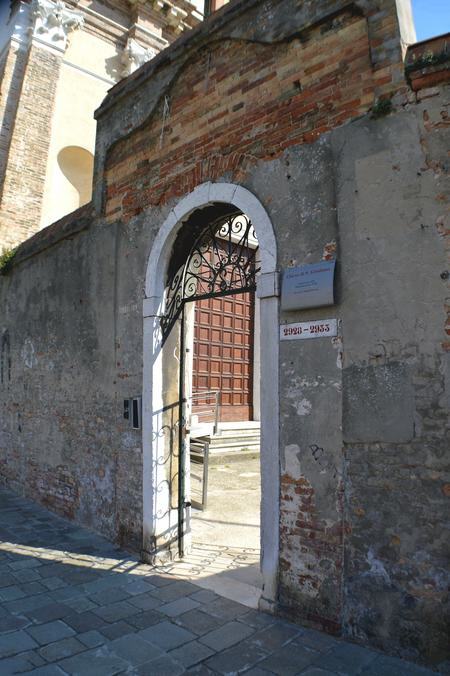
[57,146,94,211]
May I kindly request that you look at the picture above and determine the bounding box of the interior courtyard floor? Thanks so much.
[173,453,262,608]
[0,487,439,675]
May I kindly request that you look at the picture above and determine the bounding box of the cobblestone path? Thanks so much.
[0,488,437,675]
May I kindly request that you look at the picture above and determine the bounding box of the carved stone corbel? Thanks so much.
[32,0,84,51]
[121,38,158,78]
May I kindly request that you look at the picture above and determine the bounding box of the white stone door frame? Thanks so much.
[142,182,280,607]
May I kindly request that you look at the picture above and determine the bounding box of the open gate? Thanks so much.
[160,211,260,556]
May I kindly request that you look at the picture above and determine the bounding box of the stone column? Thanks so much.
[0,0,83,249]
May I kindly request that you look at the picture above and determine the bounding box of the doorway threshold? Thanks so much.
[161,542,262,609]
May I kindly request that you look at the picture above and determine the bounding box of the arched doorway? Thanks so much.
[143,183,280,609]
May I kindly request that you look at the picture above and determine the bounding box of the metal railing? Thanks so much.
[189,389,221,435]
[190,439,209,511]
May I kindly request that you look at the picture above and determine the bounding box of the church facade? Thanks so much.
[0,0,209,249]
[0,0,449,668]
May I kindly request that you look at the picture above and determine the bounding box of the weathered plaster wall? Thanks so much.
[336,89,450,665]
[0,0,448,667]
[0,208,148,550]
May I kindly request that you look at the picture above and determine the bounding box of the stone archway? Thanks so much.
[142,182,280,608]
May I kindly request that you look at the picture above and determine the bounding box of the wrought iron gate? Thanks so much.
[160,212,259,556]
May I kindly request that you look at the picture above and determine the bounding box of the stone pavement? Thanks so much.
[0,488,438,675]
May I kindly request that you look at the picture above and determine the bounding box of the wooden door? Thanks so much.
[192,291,254,422]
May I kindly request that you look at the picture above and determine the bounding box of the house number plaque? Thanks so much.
[280,319,337,341]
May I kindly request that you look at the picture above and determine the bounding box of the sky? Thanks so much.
[412,0,450,41]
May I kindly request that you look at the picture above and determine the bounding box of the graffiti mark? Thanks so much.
[309,444,341,479]
[21,337,37,369]
[1,330,11,384]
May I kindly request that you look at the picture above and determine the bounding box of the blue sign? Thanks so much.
[281,261,336,311]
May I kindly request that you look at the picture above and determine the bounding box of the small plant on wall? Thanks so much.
[370,97,393,119]
[0,247,17,275]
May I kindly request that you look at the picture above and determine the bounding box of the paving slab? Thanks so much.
[87,587,131,606]
[77,630,106,648]
[25,665,66,675]
[169,639,215,668]
[311,642,380,674]
[174,608,224,636]
[38,636,85,661]
[58,645,129,675]
[40,576,67,591]
[26,602,73,623]
[0,629,38,657]
[98,619,136,640]
[3,593,54,615]
[247,622,302,652]
[360,654,437,675]
[127,609,165,630]
[0,653,36,674]
[0,585,26,601]
[298,668,337,675]
[108,633,165,665]
[133,653,185,675]
[150,580,200,603]
[25,620,75,646]
[257,642,320,675]
[64,611,105,633]
[0,573,16,588]
[128,592,162,611]
[293,627,340,653]
[92,600,137,623]
[63,596,98,613]
[204,635,270,673]
[137,620,197,650]
[188,589,219,605]
[201,595,250,622]
[16,648,46,668]
[0,614,30,633]
[0,487,441,676]
[160,596,200,617]
[125,580,157,596]
[199,619,255,651]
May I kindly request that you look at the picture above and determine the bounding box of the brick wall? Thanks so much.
[0,44,29,231]
[103,5,404,220]
[0,44,61,249]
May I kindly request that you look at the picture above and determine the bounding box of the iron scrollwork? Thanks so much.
[160,213,259,342]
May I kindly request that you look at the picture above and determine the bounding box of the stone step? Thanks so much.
[191,421,261,455]
[216,429,260,438]
[209,435,260,447]
[194,432,260,455]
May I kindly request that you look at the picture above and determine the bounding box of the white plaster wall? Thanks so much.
[40,30,119,227]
